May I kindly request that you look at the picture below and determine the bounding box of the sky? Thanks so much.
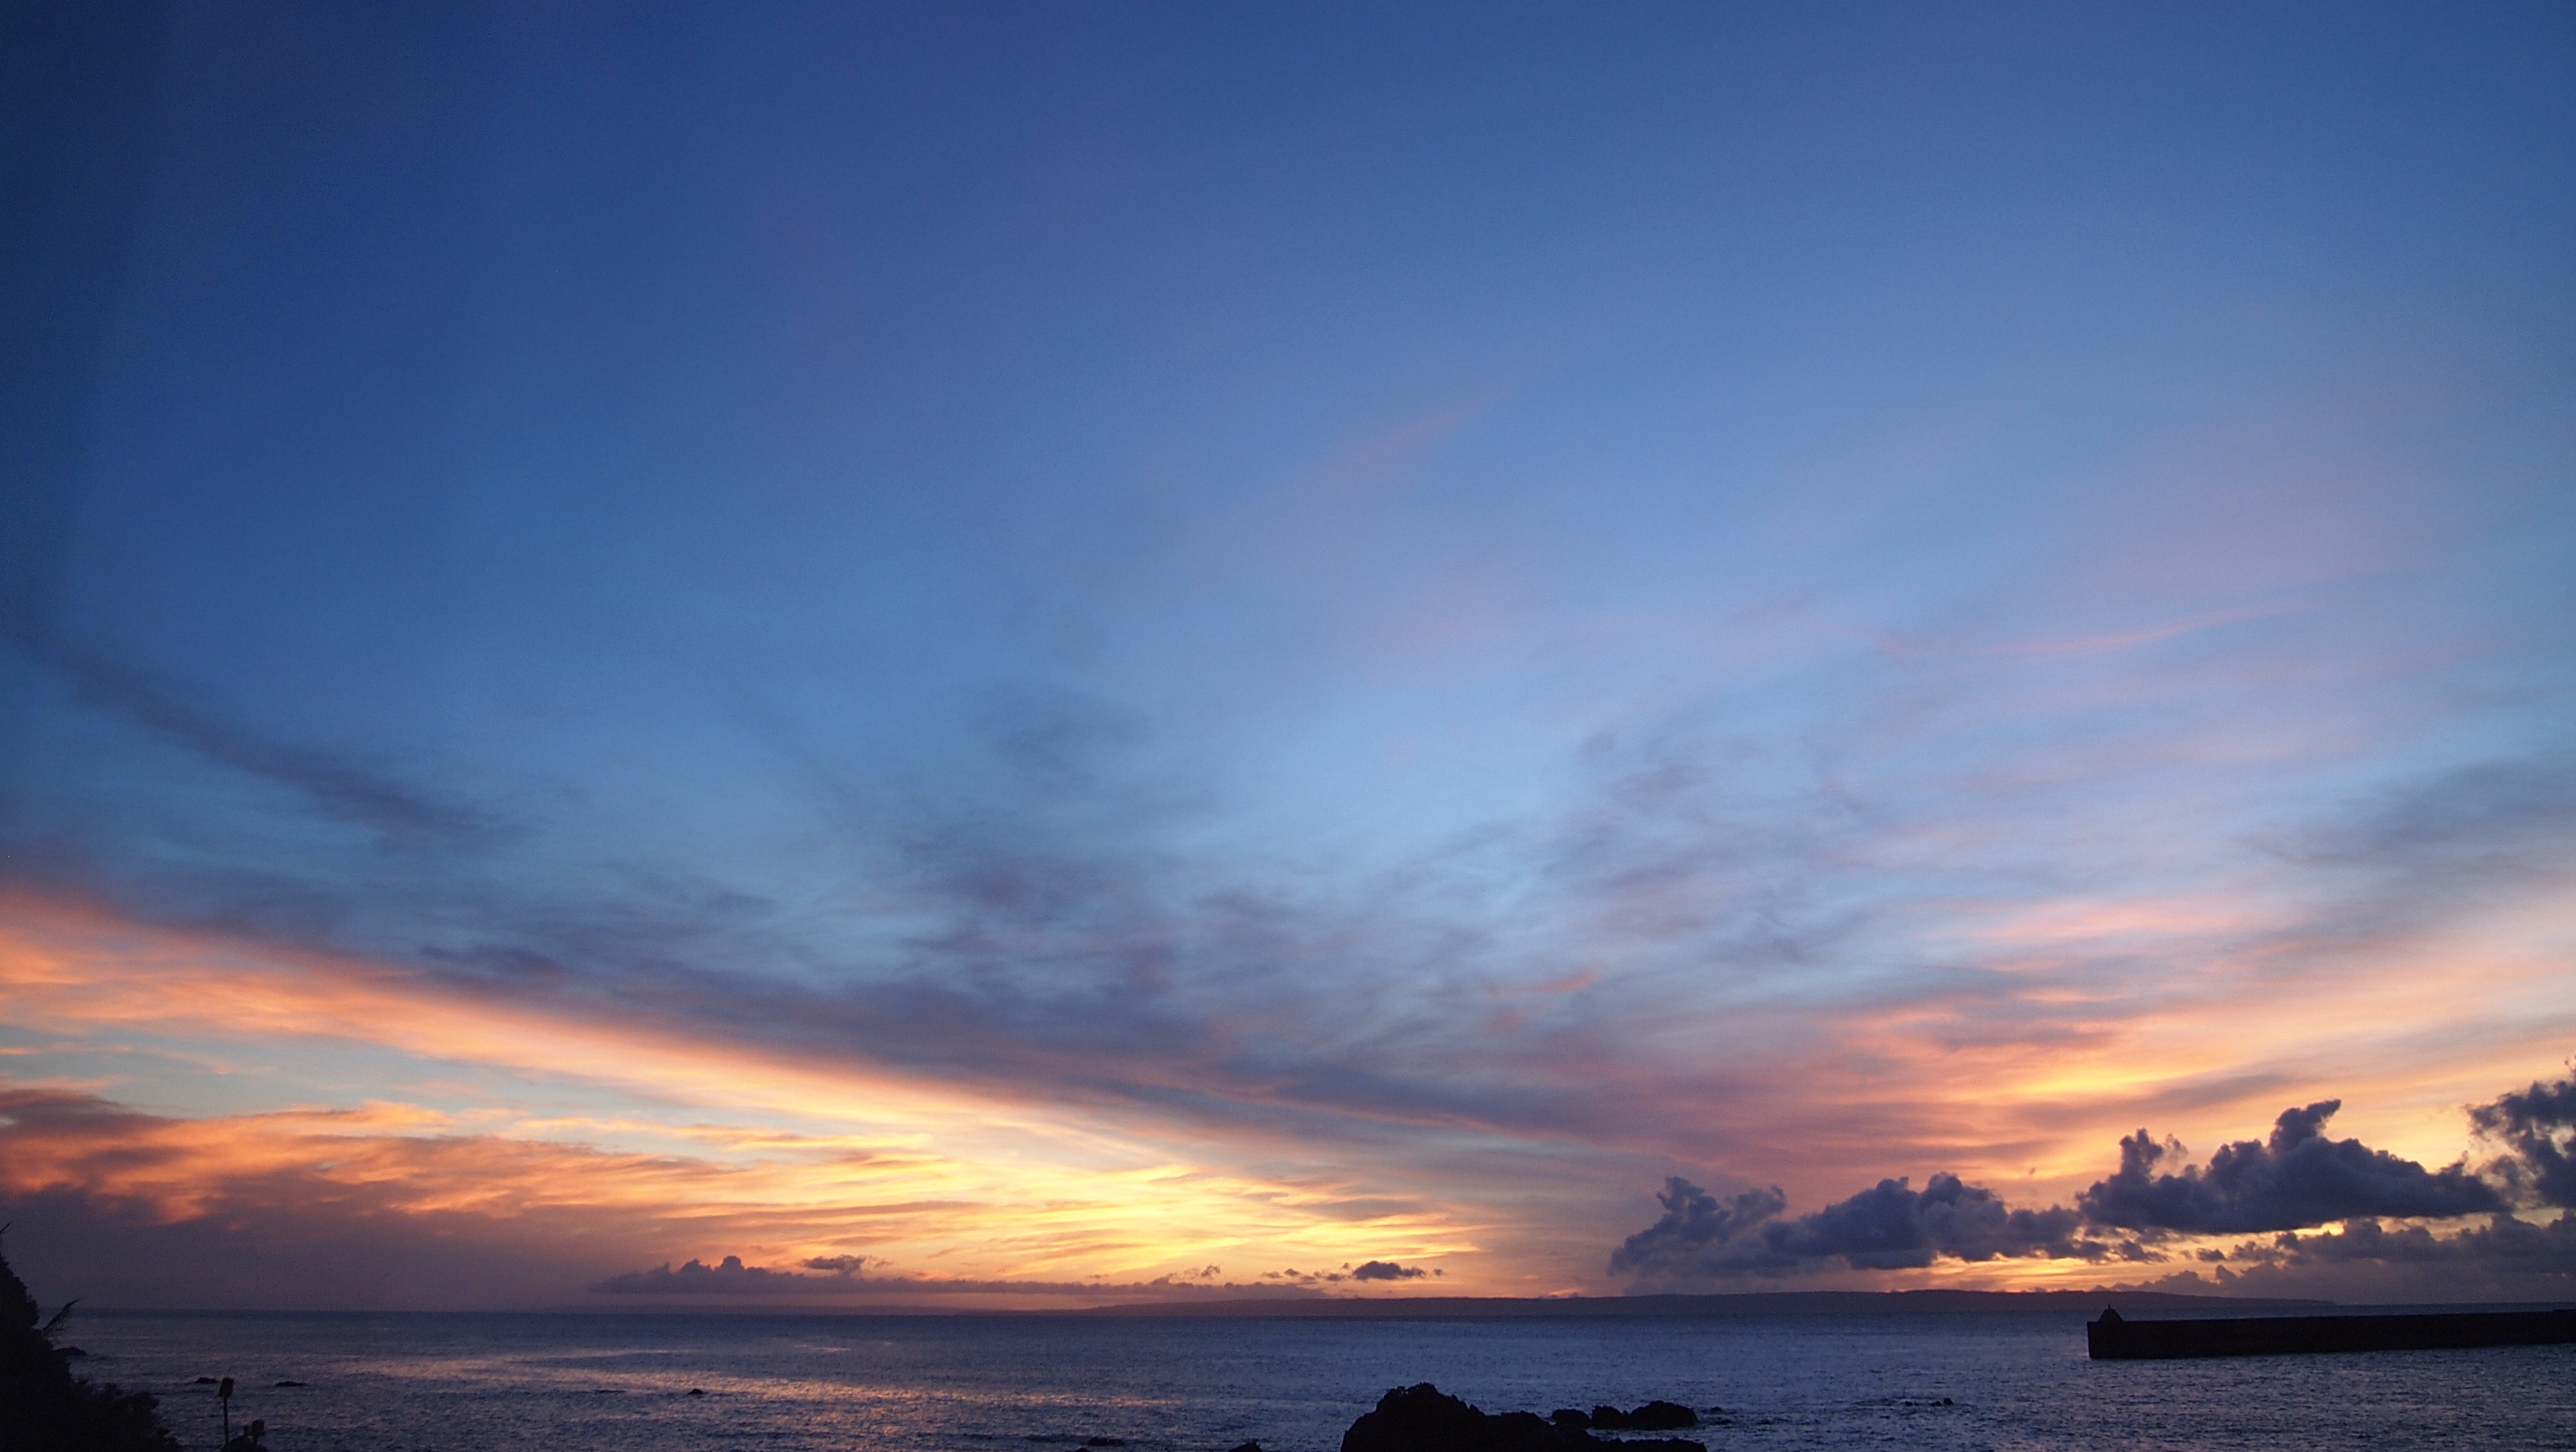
[3,1,2574,1310]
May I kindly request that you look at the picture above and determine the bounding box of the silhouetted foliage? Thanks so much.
[1,1237,181,1452]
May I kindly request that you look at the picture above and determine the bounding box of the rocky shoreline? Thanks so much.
[1341,1384,1712,1452]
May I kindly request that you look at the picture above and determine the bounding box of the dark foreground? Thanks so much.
[1339,1384,1708,1452]
[3,1244,183,1451]
[2088,1306,2576,1359]
[57,1306,2576,1451]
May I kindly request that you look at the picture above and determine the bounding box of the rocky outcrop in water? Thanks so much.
[1551,1402,1699,1432]
[1342,1384,1595,1452]
[1341,1384,1705,1452]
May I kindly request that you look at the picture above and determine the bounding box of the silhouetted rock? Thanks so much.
[1624,1402,1698,1431]
[1581,1400,1698,1432]
[1342,1384,1598,1452]
[1086,1438,1128,1447]
[1549,1409,1589,1430]
[1228,1442,1263,1452]
[272,1381,306,1389]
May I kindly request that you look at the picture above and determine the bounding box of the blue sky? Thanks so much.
[3,1,2573,1308]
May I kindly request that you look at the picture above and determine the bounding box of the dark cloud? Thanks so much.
[1607,1178,1787,1279]
[1611,1173,2119,1284]
[2297,753,2576,874]
[2126,1211,2576,1301]
[590,1255,846,1295]
[12,638,502,848]
[1761,1174,2096,1269]
[587,1256,1326,1301]
[2470,1067,2576,1209]
[1259,1266,1350,1286]
[1246,1262,1437,1286]
[2078,1100,2505,1234]
[801,1255,878,1274]
[1616,1090,2543,1286]
[0,1086,695,1309]
[1,1182,636,1313]
[2257,752,2576,973]
[2260,1212,2576,1274]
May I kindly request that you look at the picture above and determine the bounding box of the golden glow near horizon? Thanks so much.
[8,883,2568,1304]
[0,895,1484,1297]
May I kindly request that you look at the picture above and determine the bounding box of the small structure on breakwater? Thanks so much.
[2087,1305,2576,1359]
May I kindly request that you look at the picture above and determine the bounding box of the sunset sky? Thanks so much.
[4,2,2574,1309]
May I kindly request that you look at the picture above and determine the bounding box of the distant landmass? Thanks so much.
[1082,1290,2332,1318]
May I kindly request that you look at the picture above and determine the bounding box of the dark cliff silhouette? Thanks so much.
[1,1235,180,1452]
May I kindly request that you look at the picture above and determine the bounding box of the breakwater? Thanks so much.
[2087,1306,2576,1359]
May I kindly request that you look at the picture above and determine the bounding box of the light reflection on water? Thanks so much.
[66,1309,2576,1452]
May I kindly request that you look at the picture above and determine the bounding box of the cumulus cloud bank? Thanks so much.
[582,1254,1441,1301]
[2472,1067,2576,1209]
[1609,1180,1789,1279]
[2126,1210,2576,1302]
[2257,1213,2576,1272]
[802,1255,878,1274]
[1611,1174,2116,1282]
[2077,1101,2504,1233]
[1618,1086,2551,1287]
[590,1255,850,1295]
[1756,1175,2099,1270]
[1253,1261,1441,1286]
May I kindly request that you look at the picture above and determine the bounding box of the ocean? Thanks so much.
[62,1308,2576,1451]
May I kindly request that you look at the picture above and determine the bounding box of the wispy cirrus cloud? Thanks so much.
[0,1077,1475,1309]
[4,635,503,849]
[7,698,2573,1300]
[4,0,2572,1318]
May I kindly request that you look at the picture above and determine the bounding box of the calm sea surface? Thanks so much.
[63,1309,2576,1452]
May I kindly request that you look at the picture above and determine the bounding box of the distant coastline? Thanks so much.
[1077,1289,2336,1318]
[67,1288,2334,1318]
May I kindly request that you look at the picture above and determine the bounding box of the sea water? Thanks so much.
[61,1309,2576,1452]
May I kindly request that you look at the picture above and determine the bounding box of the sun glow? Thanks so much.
[0,894,1475,1297]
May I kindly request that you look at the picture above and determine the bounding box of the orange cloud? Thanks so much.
[0,893,1484,1299]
